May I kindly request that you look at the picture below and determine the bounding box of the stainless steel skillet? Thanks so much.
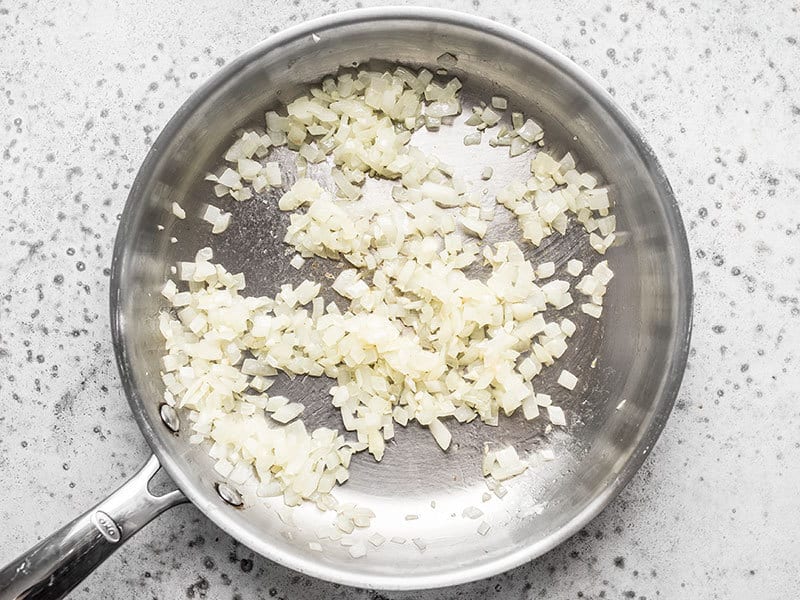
[0,7,692,598]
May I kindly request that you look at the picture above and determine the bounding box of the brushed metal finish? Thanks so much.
[112,7,692,590]
[111,9,692,588]
[0,456,186,599]
[0,7,692,595]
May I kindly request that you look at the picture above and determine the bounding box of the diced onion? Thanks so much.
[158,64,616,532]
[491,96,507,110]
[171,202,186,219]
[557,370,578,390]
[566,259,584,276]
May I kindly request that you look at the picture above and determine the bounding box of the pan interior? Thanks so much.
[113,10,690,589]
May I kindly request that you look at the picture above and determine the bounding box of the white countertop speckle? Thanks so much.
[1,1,799,598]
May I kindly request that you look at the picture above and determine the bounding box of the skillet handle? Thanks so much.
[0,454,187,600]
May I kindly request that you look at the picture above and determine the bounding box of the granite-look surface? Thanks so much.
[1,0,798,598]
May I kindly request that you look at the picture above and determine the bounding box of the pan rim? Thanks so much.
[111,6,693,591]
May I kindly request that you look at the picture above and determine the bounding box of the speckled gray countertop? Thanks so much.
[2,1,799,598]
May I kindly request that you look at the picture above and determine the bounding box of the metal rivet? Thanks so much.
[159,404,180,433]
[215,482,243,507]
